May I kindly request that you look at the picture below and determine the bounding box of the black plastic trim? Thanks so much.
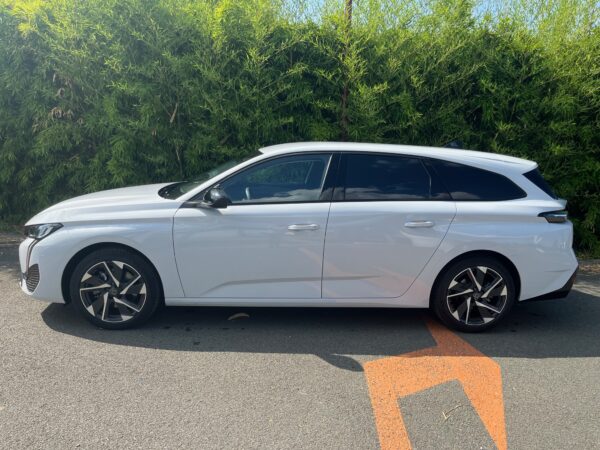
[25,264,40,292]
[319,152,341,202]
[522,267,578,302]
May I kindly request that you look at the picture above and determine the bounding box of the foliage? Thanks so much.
[0,0,598,254]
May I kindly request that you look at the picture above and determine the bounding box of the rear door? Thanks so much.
[322,152,456,299]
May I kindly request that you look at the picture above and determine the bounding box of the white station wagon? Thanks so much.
[20,142,578,332]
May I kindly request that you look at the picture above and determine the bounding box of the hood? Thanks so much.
[26,183,180,225]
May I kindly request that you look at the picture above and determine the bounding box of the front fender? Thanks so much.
[21,219,184,302]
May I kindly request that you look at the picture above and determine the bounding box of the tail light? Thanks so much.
[539,210,568,223]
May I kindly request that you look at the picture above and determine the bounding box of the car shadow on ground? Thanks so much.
[41,287,600,371]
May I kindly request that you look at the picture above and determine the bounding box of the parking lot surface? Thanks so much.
[1,235,599,449]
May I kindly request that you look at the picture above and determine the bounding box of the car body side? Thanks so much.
[19,143,578,308]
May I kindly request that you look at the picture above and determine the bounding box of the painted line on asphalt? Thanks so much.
[364,319,506,450]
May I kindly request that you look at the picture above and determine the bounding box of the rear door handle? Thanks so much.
[404,220,435,228]
[288,224,320,231]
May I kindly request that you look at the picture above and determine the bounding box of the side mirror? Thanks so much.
[205,187,231,209]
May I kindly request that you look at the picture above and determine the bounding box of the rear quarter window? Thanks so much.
[427,159,526,201]
[523,168,558,199]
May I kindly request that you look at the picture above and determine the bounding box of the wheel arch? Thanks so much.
[61,242,165,304]
[429,250,521,307]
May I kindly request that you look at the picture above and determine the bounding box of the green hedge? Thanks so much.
[0,0,598,254]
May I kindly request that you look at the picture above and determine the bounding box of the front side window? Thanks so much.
[158,152,261,199]
[218,153,332,204]
[340,153,445,201]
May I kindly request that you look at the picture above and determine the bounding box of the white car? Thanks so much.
[19,142,578,332]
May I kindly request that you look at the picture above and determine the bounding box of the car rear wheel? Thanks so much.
[69,247,161,329]
[432,256,516,332]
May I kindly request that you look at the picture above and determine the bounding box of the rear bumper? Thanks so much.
[522,266,578,302]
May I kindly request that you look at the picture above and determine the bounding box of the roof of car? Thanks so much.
[259,142,536,172]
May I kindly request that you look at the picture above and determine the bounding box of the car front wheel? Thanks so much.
[432,256,516,332]
[69,247,161,329]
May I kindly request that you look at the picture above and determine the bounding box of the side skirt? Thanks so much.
[164,297,425,308]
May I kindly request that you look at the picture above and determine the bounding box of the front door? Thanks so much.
[173,152,336,299]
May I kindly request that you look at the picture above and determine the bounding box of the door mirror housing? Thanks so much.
[205,187,231,209]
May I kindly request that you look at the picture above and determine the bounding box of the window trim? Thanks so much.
[333,152,451,203]
[192,150,527,205]
[193,152,340,206]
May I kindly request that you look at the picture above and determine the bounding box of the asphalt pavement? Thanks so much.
[1,235,599,449]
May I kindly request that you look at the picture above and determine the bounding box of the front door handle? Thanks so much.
[288,224,320,231]
[404,220,435,228]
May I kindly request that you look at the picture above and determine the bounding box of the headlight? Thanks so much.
[23,223,63,240]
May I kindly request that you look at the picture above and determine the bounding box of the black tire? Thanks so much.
[69,247,162,329]
[432,256,516,332]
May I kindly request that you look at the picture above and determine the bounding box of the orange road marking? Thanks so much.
[364,319,506,450]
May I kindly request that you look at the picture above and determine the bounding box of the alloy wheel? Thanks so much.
[79,260,147,323]
[446,266,508,326]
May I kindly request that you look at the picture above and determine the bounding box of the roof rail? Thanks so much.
[444,140,463,149]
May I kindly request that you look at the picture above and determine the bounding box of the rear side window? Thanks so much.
[524,168,558,199]
[340,153,449,201]
[428,159,526,201]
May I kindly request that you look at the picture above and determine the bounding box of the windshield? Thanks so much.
[158,153,260,199]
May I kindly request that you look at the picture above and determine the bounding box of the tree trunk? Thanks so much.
[339,0,352,141]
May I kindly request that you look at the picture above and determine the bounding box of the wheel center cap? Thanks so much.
[109,287,119,297]
[473,291,482,300]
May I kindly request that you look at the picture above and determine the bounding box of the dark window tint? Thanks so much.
[429,159,526,201]
[342,154,443,201]
[218,153,332,204]
[524,168,557,199]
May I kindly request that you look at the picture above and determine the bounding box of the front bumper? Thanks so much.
[20,238,39,294]
[522,266,578,302]
[21,263,40,293]
[19,237,66,303]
